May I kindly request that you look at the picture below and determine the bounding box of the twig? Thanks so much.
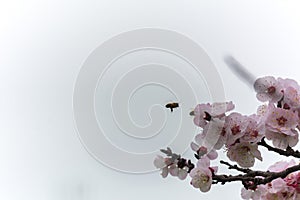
[257,137,300,158]
[220,160,252,173]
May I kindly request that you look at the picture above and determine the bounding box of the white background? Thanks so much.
[1,0,300,199]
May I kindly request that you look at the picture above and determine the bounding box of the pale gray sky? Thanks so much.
[1,0,300,200]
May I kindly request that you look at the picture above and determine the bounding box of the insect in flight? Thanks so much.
[165,102,179,112]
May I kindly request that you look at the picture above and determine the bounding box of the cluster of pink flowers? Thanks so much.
[153,148,194,180]
[242,160,300,200]
[154,76,300,199]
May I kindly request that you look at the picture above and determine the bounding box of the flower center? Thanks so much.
[267,86,276,94]
[231,125,241,135]
[200,174,209,183]
[276,116,287,126]
[250,130,259,138]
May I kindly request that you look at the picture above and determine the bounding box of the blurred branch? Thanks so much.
[224,55,256,89]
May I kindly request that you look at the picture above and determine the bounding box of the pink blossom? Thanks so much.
[264,178,297,200]
[153,155,171,178]
[283,87,300,109]
[225,112,248,146]
[227,142,262,168]
[278,78,300,90]
[286,172,300,193]
[169,164,189,180]
[240,115,265,143]
[189,157,217,192]
[265,130,299,149]
[265,104,299,136]
[193,101,234,128]
[278,78,300,109]
[154,155,190,180]
[254,76,283,103]
[241,185,267,200]
[193,116,227,151]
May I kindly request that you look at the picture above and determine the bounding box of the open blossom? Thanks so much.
[278,78,300,109]
[169,163,189,180]
[240,114,265,143]
[241,185,267,200]
[197,118,227,150]
[265,130,298,149]
[283,87,300,110]
[153,155,172,178]
[263,104,299,149]
[286,172,300,194]
[265,104,299,136]
[227,142,262,168]
[189,157,217,192]
[193,101,234,128]
[153,155,174,178]
[265,178,297,200]
[254,76,283,103]
[153,155,192,180]
[225,112,248,146]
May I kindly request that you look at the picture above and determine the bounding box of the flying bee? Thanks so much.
[165,102,179,112]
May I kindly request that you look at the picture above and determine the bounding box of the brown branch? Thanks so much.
[220,160,252,173]
[220,160,271,177]
[257,137,300,158]
[213,161,300,190]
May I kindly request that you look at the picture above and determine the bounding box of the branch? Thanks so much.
[213,161,300,190]
[257,137,300,158]
[220,160,252,173]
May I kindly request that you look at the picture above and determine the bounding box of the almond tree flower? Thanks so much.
[278,77,300,91]
[268,178,288,193]
[154,155,192,180]
[196,118,227,150]
[193,101,234,128]
[153,155,172,178]
[264,178,297,200]
[254,76,283,103]
[189,157,217,192]
[265,130,299,149]
[227,142,262,168]
[225,112,248,146]
[265,104,299,136]
[277,78,300,110]
[285,172,300,194]
[282,86,300,110]
[240,115,265,143]
[169,164,189,180]
[241,185,267,200]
